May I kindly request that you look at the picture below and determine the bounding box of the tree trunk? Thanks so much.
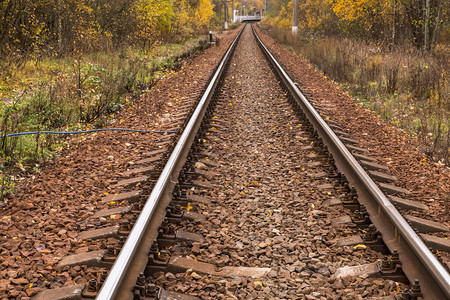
[57,0,62,53]
[431,0,444,47]
[424,0,430,51]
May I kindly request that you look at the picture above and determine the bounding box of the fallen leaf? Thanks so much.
[353,244,367,250]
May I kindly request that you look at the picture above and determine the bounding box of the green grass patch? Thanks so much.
[0,35,210,201]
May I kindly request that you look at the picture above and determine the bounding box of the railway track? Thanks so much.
[27,24,449,299]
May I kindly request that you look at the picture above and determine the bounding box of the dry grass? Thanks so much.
[263,25,449,164]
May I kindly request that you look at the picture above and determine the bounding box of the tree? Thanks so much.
[266,0,292,28]
[401,0,448,51]
[330,0,391,39]
[264,0,449,50]
[0,0,216,57]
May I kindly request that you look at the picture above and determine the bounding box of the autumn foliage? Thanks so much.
[0,0,215,57]
[265,0,449,50]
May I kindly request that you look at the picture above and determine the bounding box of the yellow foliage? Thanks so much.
[196,0,215,27]
[330,0,391,33]
[265,0,292,29]
[331,0,369,21]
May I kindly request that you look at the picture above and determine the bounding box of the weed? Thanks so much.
[262,25,449,164]
[0,35,211,174]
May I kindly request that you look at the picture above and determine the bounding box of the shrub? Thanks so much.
[262,25,449,164]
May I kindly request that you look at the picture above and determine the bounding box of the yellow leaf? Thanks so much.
[353,244,367,250]
[254,181,259,185]
[253,281,264,288]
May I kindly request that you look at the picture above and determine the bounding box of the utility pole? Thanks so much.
[292,0,298,34]
[225,0,228,30]
[264,0,267,17]
[232,0,235,22]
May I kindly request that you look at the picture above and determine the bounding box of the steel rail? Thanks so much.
[96,25,246,300]
[252,25,450,299]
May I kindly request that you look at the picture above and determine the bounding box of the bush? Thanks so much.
[262,25,449,164]
[0,35,211,175]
